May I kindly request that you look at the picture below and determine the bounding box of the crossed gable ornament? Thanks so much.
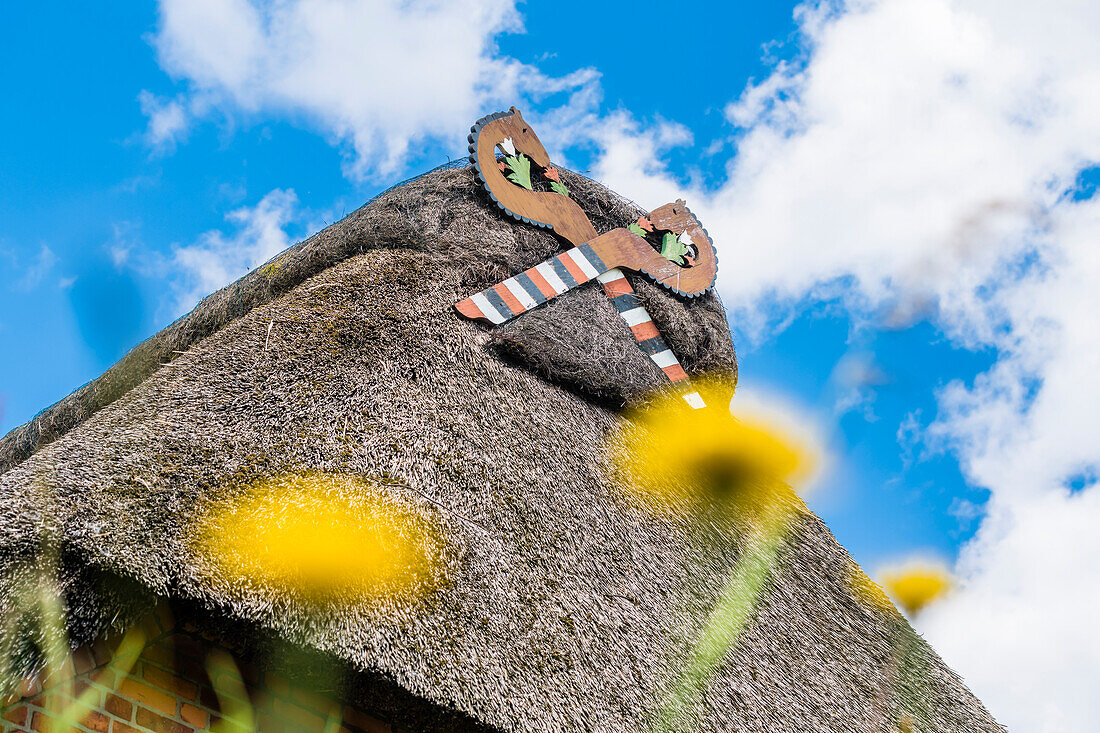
[454,107,718,409]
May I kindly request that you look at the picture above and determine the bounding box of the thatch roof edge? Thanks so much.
[0,161,469,475]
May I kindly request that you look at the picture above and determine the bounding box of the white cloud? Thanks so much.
[107,222,143,268]
[921,194,1100,731]
[171,188,299,314]
[831,350,888,420]
[947,496,982,527]
[149,0,597,178]
[579,0,1100,729]
[922,487,1100,732]
[138,90,191,153]
[14,245,59,292]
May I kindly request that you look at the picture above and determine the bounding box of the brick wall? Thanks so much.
[1,606,404,733]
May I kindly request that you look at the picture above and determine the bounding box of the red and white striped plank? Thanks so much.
[596,269,705,409]
[454,247,706,409]
[455,243,608,325]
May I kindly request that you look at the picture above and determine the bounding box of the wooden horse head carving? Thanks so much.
[470,106,599,246]
[639,201,719,298]
[469,107,717,298]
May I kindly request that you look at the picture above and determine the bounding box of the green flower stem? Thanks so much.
[656,505,793,732]
[890,619,931,730]
[207,650,257,733]
[24,548,145,733]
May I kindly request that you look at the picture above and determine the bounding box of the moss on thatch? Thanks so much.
[0,165,1000,732]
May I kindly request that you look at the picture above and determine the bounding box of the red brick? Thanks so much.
[264,673,290,697]
[18,677,42,700]
[177,657,209,687]
[237,661,260,686]
[342,705,391,733]
[90,641,113,668]
[196,685,219,711]
[118,680,176,716]
[272,698,324,730]
[136,615,163,645]
[245,685,269,710]
[178,704,207,728]
[42,659,76,689]
[72,648,96,676]
[135,707,192,733]
[90,668,117,690]
[30,711,50,733]
[206,656,238,685]
[154,604,175,635]
[289,686,336,714]
[3,705,28,726]
[36,693,97,725]
[164,635,202,660]
[71,680,100,704]
[81,710,110,733]
[244,680,264,704]
[209,714,253,733]
[138,644,174,669]
[111,721,141,733]
[257,711,300,733]
[105,695,133,721]
[142,665,197,701]
[206,675,255,714]
[28,693,71,712]
[39,687,70,708]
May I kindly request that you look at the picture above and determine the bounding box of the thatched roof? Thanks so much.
[0,164,1001,732]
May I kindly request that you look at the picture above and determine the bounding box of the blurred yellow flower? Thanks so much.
[609,381,816,516]
[200,472,441,603]
[880,561,953,618]
[846,561,896,616]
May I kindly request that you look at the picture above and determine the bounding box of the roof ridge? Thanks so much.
[0,160,470,475]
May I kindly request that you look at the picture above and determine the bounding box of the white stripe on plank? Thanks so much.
[682,391,706,409]
[470,292,506,324]
[578,245,607,275]
[597,269,621,284]
[503,277,538,310]
[651,349,679,369]
[619,306,651,327]
[597,267,629,285]
[566,247,601,279]
[535,261,569,293]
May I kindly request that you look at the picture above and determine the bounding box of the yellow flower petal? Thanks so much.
[847,561,897,616]
[880,560,953,617]
[608,380,816,517]
[198,472,442,604]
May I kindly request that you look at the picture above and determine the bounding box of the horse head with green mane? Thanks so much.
[469,106,599,246]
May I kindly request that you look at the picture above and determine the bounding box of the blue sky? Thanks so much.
[2,2,1099,727]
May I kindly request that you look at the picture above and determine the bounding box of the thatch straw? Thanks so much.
[0,165,999,732]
